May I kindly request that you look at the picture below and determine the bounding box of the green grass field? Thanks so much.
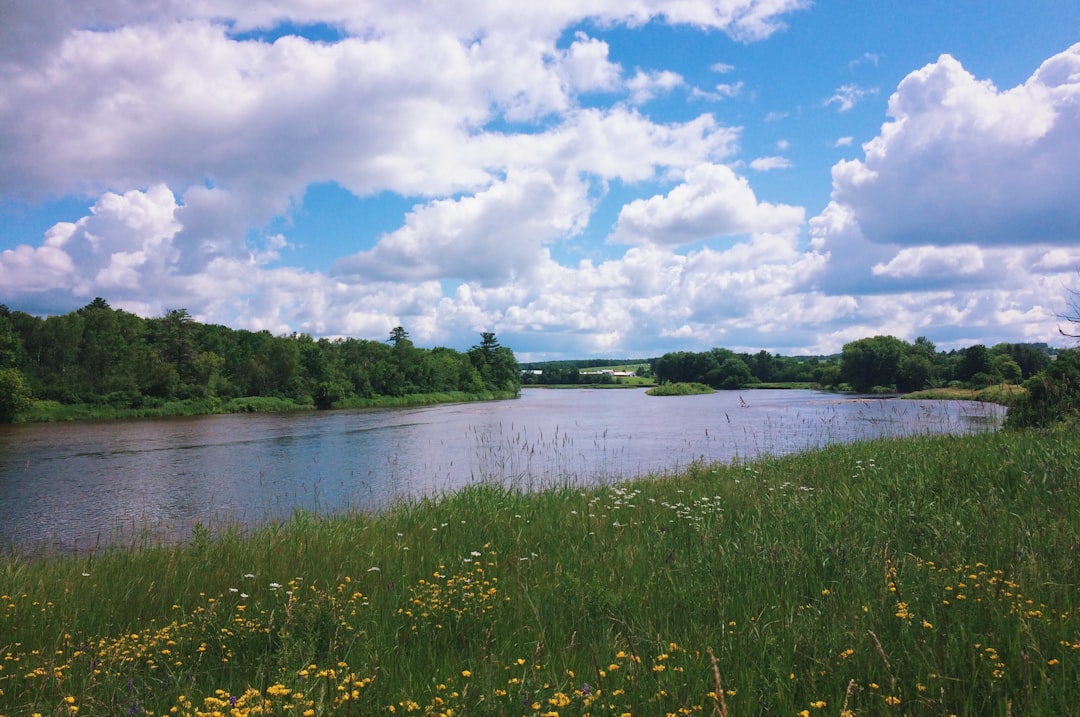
[2,426,1077,716]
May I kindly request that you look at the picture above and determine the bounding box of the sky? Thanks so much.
[1,2,1079,360]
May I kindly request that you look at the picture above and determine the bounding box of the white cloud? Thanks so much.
[824,83,878,111]
[849,52,880,70]
[1,2,1075,358]
[331,169,591,285]
[801,44,1080,350]
[831,44,1080,248]
[833,136,854,147]
[749,156,792,171]
[626,69,685,104]
[559,33,622,93]
[611,163,804,246]
[871,245,986,279]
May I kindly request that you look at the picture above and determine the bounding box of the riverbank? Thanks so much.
[901,383,1025,406]
[3,426,1076,716]
[20,390,520,423]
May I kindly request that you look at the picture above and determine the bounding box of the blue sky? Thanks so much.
[1,1,1078,360]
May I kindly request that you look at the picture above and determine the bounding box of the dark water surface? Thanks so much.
[0,388,1003,554]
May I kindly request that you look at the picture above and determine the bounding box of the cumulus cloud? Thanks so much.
[611,163,804,246]
[1,2,1074,358]
[830,44,1080,248]
[331,170,592,285]
[803,44,1080,348]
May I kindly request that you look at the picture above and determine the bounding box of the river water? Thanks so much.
[0,388,1003,554]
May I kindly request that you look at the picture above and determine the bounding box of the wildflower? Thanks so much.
[461,670,472,678]
[810,700,826,709]
[885,695,901,706]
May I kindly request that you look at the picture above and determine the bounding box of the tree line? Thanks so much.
[0,299,520,422]
[650,336,1054,393]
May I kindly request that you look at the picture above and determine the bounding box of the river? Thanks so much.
[0,388,1003,554]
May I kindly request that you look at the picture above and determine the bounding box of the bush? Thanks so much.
[0,367,33,422]
[1005,349,1080,428]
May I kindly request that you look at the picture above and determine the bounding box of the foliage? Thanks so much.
[0,367,33,422]
[840,335,909,393]
[1005,349,1080,428]
[0,299,521,421]
[838,335,1052,394]
[468,332,520,393]
[645,381,716,396]
[2,428,1078,715]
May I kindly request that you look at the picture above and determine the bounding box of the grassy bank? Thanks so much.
[902,384,1026,407]
[646,382,716,396]
[2,428,1078,716]
[19,391,519,423]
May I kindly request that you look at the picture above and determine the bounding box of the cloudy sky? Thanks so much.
[1,2,1078,359]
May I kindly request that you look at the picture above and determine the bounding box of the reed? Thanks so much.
[2,427,1077,716]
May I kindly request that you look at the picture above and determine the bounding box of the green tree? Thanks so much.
[0,309,23,369]
[991,354,1022,384]
[840,335,908,393]
[896,354,933,393]
[959,344,992,384]
[1006,350,1080,428]
[469,332,520,393]
[0,367,33,422]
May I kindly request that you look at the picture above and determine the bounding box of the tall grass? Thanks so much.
[2,427,1077,716]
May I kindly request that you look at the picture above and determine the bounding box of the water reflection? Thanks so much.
[0,389,1003,554]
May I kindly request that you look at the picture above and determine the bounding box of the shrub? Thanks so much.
[1005,349,1080,428]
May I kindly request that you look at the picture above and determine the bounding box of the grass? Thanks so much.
[2,427,1078,716]
[646,382,716,396]
[19,391,519,423]
[902,384,1026,407]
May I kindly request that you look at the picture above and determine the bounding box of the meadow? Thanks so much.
[1,425,1077,716]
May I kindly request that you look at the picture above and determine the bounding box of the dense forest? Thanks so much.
[649,336,1052,392]
[0,299,520,422]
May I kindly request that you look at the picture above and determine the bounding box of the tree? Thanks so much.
[959,344,992,383]
[1060,279,1080,339]
[0,367,33,422]
[840,335,908,393]
[896,354,933,393]
[160,308,197,383]
[1006,349,1080,428]
[0,312,22,369]
[469,332,520,393]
